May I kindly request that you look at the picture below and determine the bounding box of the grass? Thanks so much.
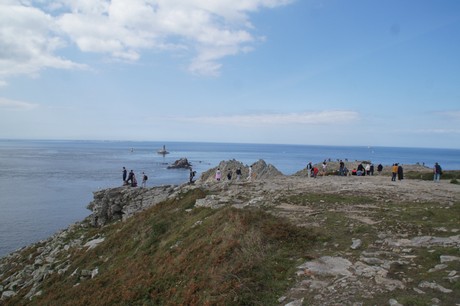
[4,185,459,306]
[404,170,460,181]
[9,188,320,306]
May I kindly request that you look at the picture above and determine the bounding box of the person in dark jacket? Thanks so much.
[434,162,442,182]
[122,167,127,182]
[126,170,134,184]
[397,164,404,181]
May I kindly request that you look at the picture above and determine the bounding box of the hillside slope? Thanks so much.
[1,162,459,305]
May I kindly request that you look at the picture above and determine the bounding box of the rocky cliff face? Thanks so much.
[0,184,184,302]
[87,185,178,226]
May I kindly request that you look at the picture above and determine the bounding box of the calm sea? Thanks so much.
[1,139,459,257]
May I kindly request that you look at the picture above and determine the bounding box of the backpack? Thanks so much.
[144,175,148,180]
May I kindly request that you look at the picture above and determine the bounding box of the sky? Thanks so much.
[1,0,459,148]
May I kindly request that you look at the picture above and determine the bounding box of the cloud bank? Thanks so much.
[177,110,359,127]
[0,0,292,84]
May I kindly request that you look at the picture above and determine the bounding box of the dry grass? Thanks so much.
[17,189,319,306]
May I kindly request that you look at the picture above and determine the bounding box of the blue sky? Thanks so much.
[1,0,459,148]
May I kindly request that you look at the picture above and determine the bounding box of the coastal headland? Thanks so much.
[1,160,459,305]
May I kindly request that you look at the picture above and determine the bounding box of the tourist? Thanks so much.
[434,162,442,182]
[248,165,253,181]
[377,164,383,175]
[357,163,365,176]
[339,160,345,176]
[227,169,232,181]
[122,167,127,183]
[126,170,134,185]
[322,160,327,176]
[391,164,398,181]
[306,162,313,178]
[189,168,196,183]
[131,173,137,187]
[313,167,319,178]
[142,172,148,188]
[370,163,374,176]
[215,168,222,181]
[365,164,371,176]
[236,168,242,180]
[397,164,404,181]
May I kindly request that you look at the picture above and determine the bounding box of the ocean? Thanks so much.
[1,139,459,258]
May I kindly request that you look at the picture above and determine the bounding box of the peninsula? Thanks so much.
[1,160,459,305]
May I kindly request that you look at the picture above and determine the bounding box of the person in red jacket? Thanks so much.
[313,167,319,178]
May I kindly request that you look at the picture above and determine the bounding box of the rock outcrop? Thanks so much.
[87,185,178,226]
[198,159,283,183]
[167,158,192,169]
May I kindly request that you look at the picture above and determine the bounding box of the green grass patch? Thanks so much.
[284,193,376,206]
[405,170,460,181]
[25,188,320,306]
[380,201,460,234]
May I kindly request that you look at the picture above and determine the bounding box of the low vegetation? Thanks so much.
[10,189,319,306]
[2,172,459,306]
[404,170,460,182]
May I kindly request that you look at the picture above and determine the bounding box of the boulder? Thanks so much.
[167,158,191,169]
[198,159,283,183]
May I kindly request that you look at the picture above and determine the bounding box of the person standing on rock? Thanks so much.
[391,164,398,181]
[142,172,148,188]
[397,164,404,181]
[247,165,253,181]
[227,169,232,181]
[322,160,327,176]
[189,167,196,183]
[313,166,319,178]
[339,160,345,176]
[434,162,442,182]
[365,164,371,176]
[127,170,134,185]
[377,164,383,175]
[215,168,222,181]
[236,168,242,180]
[131,172,138,187]
[306,162,313,178]
[122,167,127,183]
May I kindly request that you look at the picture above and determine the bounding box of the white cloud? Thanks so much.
[0,97,39,111]
[177,110,359,127]
[0,1,87,85]
[0,0,292,83]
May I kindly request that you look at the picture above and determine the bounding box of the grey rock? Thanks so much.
[298,256,352,277]
[1,290,16,300]
[284,298,304,306]
[418,281,452,293]
[389,298,403,306]
[440,255,460,263]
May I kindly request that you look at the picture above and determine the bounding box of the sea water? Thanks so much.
[0,139,459,257]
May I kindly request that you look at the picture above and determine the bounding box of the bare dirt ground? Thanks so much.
[200,174,460,306]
